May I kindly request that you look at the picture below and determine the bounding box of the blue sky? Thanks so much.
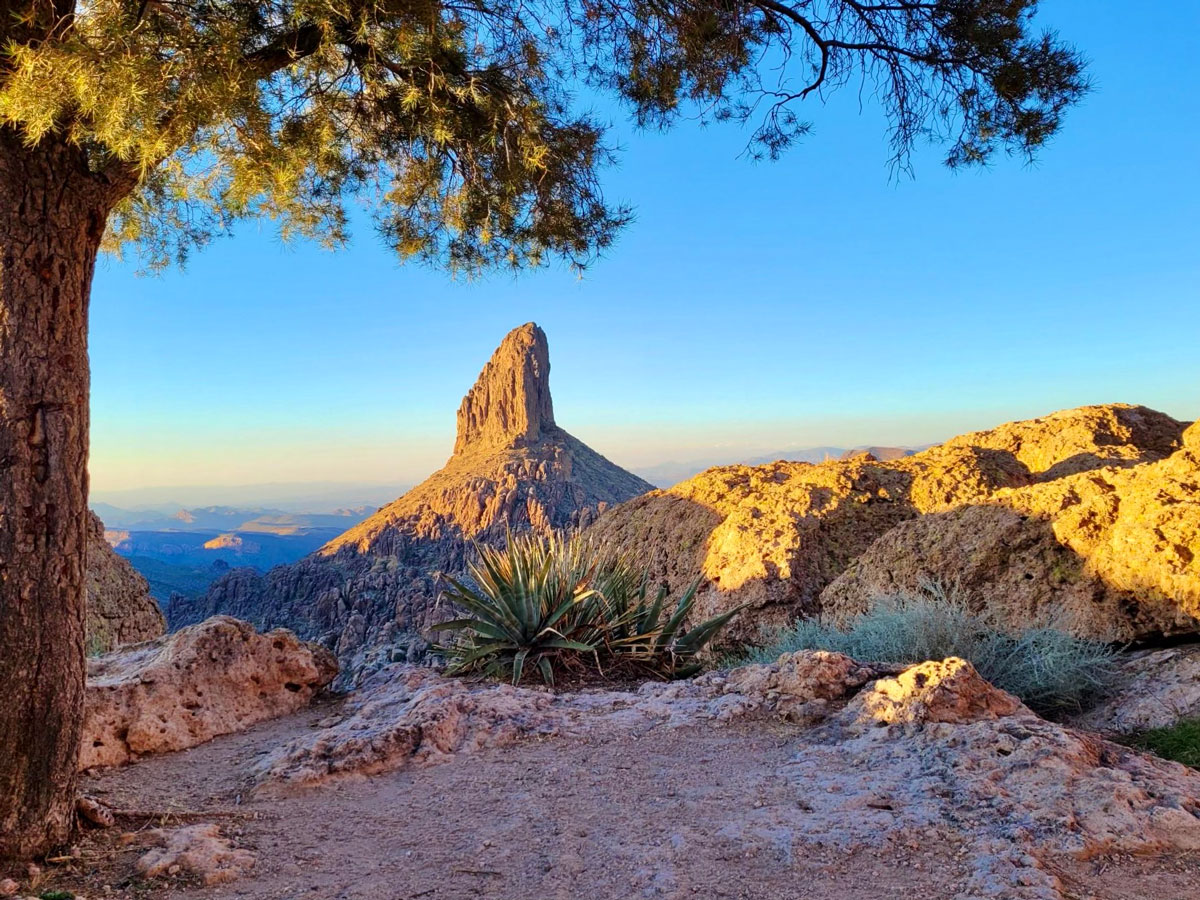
[89,1,1200,496]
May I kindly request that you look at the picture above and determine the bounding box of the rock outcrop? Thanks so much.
[588,404,1186,644]
[253,650,900,786]
[169,324,652,680]
[86,511,165,653]
[252,651,1200,899]
[82,616,337,769]
[822,423,1200,640]
[1069,644,1200,735]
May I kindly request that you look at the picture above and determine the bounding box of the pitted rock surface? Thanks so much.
[588,404,1186,643]
[843,658,1023,729]
[822,427,1200,640]
[82,616,337,768]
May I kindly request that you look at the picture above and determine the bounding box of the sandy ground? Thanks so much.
[17,695,1200,900]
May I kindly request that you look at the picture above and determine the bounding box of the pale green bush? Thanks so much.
[737,583,1118,716]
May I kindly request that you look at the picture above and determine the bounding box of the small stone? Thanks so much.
[77,795,115,828]
[0,878,18,896]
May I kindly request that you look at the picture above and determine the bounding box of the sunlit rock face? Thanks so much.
[86,511,165,653]
[823,421,1200,640]
[168,323,652,680]
[587,404,1189,644]
[453,321,554,454]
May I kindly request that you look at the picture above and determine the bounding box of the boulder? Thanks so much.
[822,432,1200,640]
[1070,644,1200,735]
[843,657,1023,730]
[588,404,1186,644]
[82,616,337,768]
[86,511,165,654]
[939,403,1185,480]
[806,656,1200,890]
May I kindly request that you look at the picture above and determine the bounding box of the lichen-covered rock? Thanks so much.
[255,651,897,786]
[136,824,255,885]
[86,511,165,654]
[254,667,567,785]
[939,403,1185,480]
[1070,644,1200,734]
[822,431,1200,640]
[798,658,1200,897]
[82,616,337,768]
[842,657,1023,730]
[170,324,651,682]
[589,405,1185,644]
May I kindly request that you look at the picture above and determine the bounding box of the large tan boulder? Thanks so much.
[588,404,1185,644]
[82,616,337,769]
[822,433,1200,640]
[86,511,165,653]
[844,657,1023,729]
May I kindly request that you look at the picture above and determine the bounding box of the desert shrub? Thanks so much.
[1122,719,1200,769]
[736,583,1118,716]
[434,532,741,685]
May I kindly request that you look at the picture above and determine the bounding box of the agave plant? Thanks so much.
[434,532,601,685]
[589,560,743,679]
[434,531,741,685]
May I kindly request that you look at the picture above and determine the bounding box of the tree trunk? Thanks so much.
[0,128,109,859]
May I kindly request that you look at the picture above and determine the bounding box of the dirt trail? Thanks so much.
[27,694,1198,900]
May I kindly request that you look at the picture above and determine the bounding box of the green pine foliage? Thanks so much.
[1,2,1088,272]
[434,532,741,685]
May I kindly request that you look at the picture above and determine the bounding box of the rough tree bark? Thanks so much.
[0,128,110,858]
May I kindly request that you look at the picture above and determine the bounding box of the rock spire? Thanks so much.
[454,322,555,455]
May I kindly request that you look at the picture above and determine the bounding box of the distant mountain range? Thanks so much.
[89,481,410,514]
[91,503,377,534]
[90,503,379,604]
[91,442,926,605]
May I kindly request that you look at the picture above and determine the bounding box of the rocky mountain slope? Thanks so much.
[823,419,1200,640]
[587,404,1190,643]
[168,324,652,676]
[86,511,166,654]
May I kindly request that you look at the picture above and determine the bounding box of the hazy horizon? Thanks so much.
[88,395,1197,506]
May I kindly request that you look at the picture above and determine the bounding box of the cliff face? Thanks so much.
[170,323,652,678]
[453,321,554,455]
[86,511,165,653]
[587,404,1191,644]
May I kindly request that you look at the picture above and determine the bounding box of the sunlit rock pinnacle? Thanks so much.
[454,322,555,455]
